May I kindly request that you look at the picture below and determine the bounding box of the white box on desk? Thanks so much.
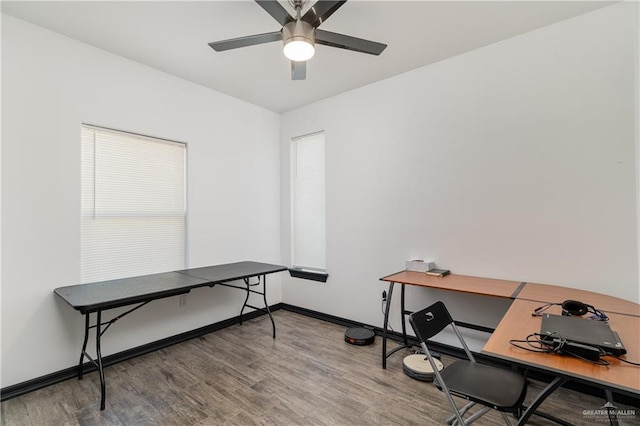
[405,260,435,272]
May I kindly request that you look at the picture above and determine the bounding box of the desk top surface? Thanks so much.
[483,299,640,396]
[517,282,640,317]
[380,271,523,299]
[54,261,287,313]
[381,271,639,317]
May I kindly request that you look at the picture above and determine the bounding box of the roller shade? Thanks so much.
[81,125,186,283]
[291,132,325,271]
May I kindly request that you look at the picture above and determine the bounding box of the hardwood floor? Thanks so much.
[2,310,638,425]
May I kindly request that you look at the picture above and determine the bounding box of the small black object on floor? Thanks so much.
[344,327,375,345]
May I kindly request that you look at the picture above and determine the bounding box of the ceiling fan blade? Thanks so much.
[291,61,306,80]
[208,31,282,52]
[302,0,347,28]
[255,0,293,26]
[315,29,387,55]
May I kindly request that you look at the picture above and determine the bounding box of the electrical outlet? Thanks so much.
[179,294,188,307]
[382,290,387,302]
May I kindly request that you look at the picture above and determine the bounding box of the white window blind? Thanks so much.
[81,125,186,283]
[291,132,326,271]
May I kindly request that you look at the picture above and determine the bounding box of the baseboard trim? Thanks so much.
[3,303,638,407]
[0,304,284,402]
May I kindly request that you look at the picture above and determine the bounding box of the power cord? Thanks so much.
[511,333,640,366]
[509,332,610,365]
[604,354,640,366]
[531,301,608,321]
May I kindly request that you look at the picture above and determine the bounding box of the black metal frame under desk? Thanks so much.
[54,261,287,410]
[379,270,523,369]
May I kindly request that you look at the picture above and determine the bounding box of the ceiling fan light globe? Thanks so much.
[284,40,315,61]
[282,20,316,61]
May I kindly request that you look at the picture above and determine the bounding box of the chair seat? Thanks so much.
[438,360,526,410]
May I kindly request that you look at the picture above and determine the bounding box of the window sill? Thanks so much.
[288,268,328,283]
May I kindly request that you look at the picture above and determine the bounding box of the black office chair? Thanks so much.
[409,301,527,425]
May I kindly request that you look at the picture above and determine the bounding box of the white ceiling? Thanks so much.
[2,1,612,112]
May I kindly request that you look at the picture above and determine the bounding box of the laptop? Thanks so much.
[540,314,627,356]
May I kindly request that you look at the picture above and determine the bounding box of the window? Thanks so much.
[291,132,326,277]
[81,125,186,283]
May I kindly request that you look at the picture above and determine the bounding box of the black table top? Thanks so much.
[54,261,287,313]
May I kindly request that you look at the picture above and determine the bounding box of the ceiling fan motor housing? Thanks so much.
[283,20,315,47]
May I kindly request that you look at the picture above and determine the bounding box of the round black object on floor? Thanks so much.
[344,327,375,345]
[403,354,443,382]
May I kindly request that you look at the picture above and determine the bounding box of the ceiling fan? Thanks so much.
[208,0,387,80]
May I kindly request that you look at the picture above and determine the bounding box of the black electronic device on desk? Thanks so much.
[540,313,627,356]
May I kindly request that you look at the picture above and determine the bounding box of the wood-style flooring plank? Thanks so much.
[2,310,639,425]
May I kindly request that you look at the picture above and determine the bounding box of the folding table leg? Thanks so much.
[262,275,276,338]
[96,309,106,410]
[78,313,90,380]
[238,274,276,338]
[239,279,251,326]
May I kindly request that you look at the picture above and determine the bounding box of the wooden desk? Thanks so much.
[379,272,523,368]
[379,270,640,424]
[54,261,287,410]
[484,299,640,424]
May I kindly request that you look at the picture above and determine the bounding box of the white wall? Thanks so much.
[2,1,638,390]
[280,3,639,333]
[635,1,640,306]
[1,15,281,388]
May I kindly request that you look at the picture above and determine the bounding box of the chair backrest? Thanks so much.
[409,301,475,361]
[409,301,454,342]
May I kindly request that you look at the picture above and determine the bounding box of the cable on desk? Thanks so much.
[604,354,640,366]
[531,301,609,321]
[509,332,610,366]
[509,332,556,353]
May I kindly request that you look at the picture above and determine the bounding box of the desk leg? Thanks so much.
[382,282,394,369]
[400,284,408,348]
[96,309,106,410]
[517,376,567,426]
[381,282,412,369]
[262,275,276,339]
[604,390,619,426]
[239,275,276,339]
[77,311,106,409]
[75,303,148,410]
[78,313,90,380]
[239,278,251,326]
